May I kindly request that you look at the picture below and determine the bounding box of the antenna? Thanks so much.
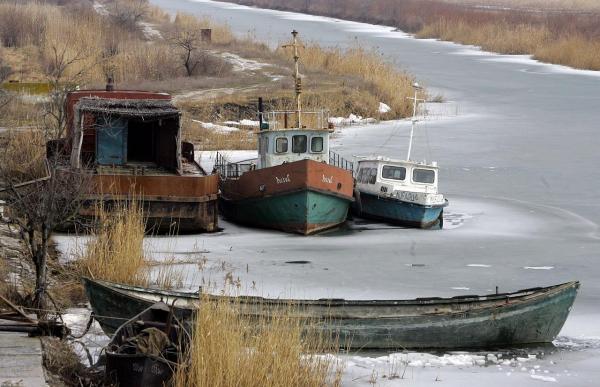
[406,82,425,161]
[282,30,304,128]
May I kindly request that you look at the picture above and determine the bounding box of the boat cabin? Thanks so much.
[65,90,187,174]
[256,110,331,169]
[356,157,445,206]
[48,87,219,233]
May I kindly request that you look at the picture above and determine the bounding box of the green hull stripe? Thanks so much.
[221,190,350,233]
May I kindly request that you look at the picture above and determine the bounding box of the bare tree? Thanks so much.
[42,37,93,140]
[0,130,90,314]
[168,15,207,77]
[109,0,148,31]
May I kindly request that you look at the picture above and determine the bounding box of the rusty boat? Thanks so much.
[215,31,354,235]
[48,83,218,233]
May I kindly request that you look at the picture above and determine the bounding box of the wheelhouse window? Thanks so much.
[368,168,378,184]
[292,135,307,153]
[382,165,406,181]
[357,168,364,182]
[359,168,371,184]
[413,168,435,184]
[310,136,324,153]
[275,137,288,153]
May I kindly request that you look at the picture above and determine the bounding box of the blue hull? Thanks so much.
[356,191,448,229]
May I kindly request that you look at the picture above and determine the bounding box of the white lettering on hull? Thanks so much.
[397,191,419,203]
[275,174,291,184]
[322,175,334,184]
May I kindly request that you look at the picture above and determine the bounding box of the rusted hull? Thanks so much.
[73,171,219,233]
[219,159,354,235]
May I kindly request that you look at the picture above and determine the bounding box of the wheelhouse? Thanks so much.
[356,158,440,194]
[256,110,331,169]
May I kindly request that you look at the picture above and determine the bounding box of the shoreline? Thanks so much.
[207,0,600,73]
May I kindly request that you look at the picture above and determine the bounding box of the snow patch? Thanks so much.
[530,374,557,382]
[452,46,600,78]
[92,1,108,16]
[192,119,239,133]
[140,22,162,40]
[239,119,260,127]
[524,266,555,270]
[218,52,269,72]
[378,102,391,113]
[329,114,376,126]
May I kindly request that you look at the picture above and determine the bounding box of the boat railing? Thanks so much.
[261,110,330,131]
[329,151,353,175]
[214,152,257,179]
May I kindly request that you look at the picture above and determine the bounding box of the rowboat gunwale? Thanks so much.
[85,277,578,311]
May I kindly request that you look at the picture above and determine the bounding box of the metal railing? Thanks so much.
[214,152,257,179]
[262,110,330,131]
[329,151,353,175]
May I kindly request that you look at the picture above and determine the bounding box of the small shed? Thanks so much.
[69,95,182,173]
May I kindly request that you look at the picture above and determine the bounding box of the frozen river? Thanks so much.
[65,0,600,384]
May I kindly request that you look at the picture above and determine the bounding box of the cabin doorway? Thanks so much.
[127,119,156,163]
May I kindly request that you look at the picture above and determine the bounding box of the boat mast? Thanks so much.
[283,30,303,128]
[406,82,424,161]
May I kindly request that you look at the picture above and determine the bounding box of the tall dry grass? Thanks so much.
[277,44,415,117]
[417,20,551,55]
[76,199,185,288]
[78,200,148,286]
[442,0,600,12]
[173,296,343,387]
[182,117,257,151]
[171,12,235,46]
[0,130,47,183]
[0,2,236,85]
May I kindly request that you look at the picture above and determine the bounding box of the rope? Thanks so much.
[377,120,402,151]
[69,312,96,339]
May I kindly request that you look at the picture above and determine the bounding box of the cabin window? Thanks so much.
[275,137,288,153]
[359,168,371,184]
[368,168,377,184]
[292,135,307,153]
[413,168,435,184]
[357,168,365,182]
[310,136,324,153]
[382,165,406,181]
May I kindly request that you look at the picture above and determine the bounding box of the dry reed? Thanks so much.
[173,295,343,387]
[183,124,257,151]
[75,199,186,289]
[277,43,415,118]
[77,200,148,286]
[0,129,47,183]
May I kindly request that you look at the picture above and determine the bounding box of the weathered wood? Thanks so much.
[0,294,36,324]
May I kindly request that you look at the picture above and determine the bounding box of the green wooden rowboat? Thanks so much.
[83,277,579,349]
